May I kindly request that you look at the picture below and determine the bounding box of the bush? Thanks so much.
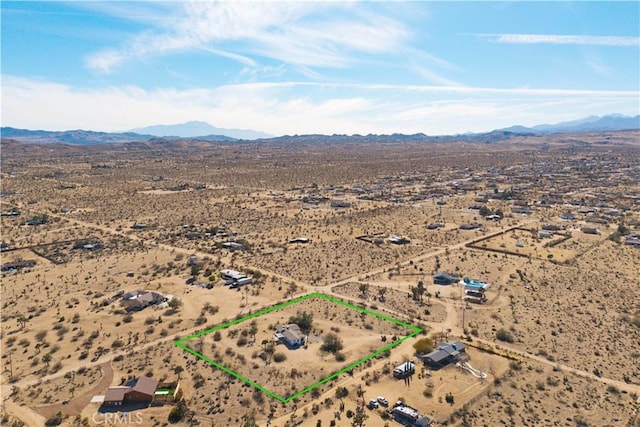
[122,314,133,323]
[45,412,63,426]
[273,352,287,363]
[412,337,435,354]
[289,311,313,333]
[321,333,343,354]
[496,328,514,343]
[168,400,189,423]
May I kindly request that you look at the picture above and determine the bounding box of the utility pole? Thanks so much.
[462,304,466,331]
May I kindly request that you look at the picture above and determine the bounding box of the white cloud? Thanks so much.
[85,2,410,73]
[2,75,638,136]
[478,33,640,46]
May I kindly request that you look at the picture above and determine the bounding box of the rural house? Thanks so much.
[120,290,165,311]
[274,324,306,348]
[103,377,159,406]
[433,272,459,285]
[420,341,467,369]
[1,260,36,272]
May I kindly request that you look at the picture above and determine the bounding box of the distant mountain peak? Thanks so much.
[129,121,273,140]
[496,114,639,134]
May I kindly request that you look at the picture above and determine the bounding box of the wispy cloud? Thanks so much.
[477,33,640,46]
[85,2,410,73]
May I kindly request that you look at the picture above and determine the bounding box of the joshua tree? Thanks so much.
[358,283,369,297]
[351,411,368,427]
[248,321,258,345]
[42,353,52,368]
[16,314,28,330]
[378,287,387,302]
[356,385,365,404]
[416,280,426,304]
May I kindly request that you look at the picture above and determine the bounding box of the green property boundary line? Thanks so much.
[174,292,422,403]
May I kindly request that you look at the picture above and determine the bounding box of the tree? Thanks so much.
[358,283,369,297]
[351,411,368,427]
[321,333,343,354]
[496,328,514,343]
[445,392,455,405]
[168,297,182,311]
[416,280,425,304]
[42,353,52,368]
[248,321,258,345]
[173,365,184,379]
[617,222,629,236]
[45,412,63,426]
[378,287,387,302]
[16,314,28,330]
[412,338,435,354]
[335,386,349,400]
[241,411,258,427]
[168,400,189,423]
[289,311,313,334]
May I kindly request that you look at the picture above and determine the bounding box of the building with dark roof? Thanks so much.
[433,272,459,285]
[103,377,159,406]
[420,341,466,369]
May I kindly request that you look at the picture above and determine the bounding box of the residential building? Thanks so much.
[433,272,459,285]
[275,324,306,348]
[103,377,159,406]
[120,290,165,311]
[421,341,467,369]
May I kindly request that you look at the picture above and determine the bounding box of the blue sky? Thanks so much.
[2,1,639,136]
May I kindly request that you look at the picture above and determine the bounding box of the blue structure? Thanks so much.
[463,277,489,291]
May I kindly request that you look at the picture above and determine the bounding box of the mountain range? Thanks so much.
[129,121,273,140]
[1,114,637,145]
[498,114,639,134]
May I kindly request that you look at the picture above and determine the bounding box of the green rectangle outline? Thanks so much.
[174,292,422,403]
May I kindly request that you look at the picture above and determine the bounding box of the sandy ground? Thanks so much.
[1,139,639,426]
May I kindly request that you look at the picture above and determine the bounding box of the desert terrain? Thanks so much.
[1,131,639,427]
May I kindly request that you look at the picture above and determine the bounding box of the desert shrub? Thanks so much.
[273,352,287,363]
[289,311,313,333]
[45,412,63,426]
[412,337,434,354]
[236,336,248,347]
[335,386,348,399]
[496,328,514,343]
[445,392,455,405]
[321,333,343,354]
[213,331,222,341]
[168,400,189,423]
[122,314,133,323]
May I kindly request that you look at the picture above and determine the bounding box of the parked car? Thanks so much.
[377,396,389,406]
[368,399,379,409]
